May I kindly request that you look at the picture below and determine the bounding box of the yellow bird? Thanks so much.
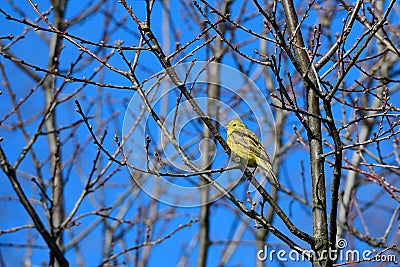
[226,119,280,188]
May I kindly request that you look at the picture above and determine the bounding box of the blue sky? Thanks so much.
[0,1,399,266]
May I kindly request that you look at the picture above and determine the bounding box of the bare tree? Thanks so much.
[0,0,399,266]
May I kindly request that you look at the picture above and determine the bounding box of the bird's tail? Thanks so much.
[258,159,280,189]
[269,170,280,189]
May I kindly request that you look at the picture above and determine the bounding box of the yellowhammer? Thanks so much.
[226,119,280,188]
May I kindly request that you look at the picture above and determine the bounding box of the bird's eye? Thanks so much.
[233,123,236,127]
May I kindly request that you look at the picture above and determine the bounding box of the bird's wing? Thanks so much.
[229,130,251,152]
[258,146,272,163]
[231,129,279,188]
[244,130,274,166]
[229,129,262,157]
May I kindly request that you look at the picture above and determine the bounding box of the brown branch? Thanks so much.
[128,8,313,244]
[0,146,69,266]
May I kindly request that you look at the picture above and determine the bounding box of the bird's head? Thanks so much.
[226,120,247,133]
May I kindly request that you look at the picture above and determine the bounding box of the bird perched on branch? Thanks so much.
[226,119,280,188]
